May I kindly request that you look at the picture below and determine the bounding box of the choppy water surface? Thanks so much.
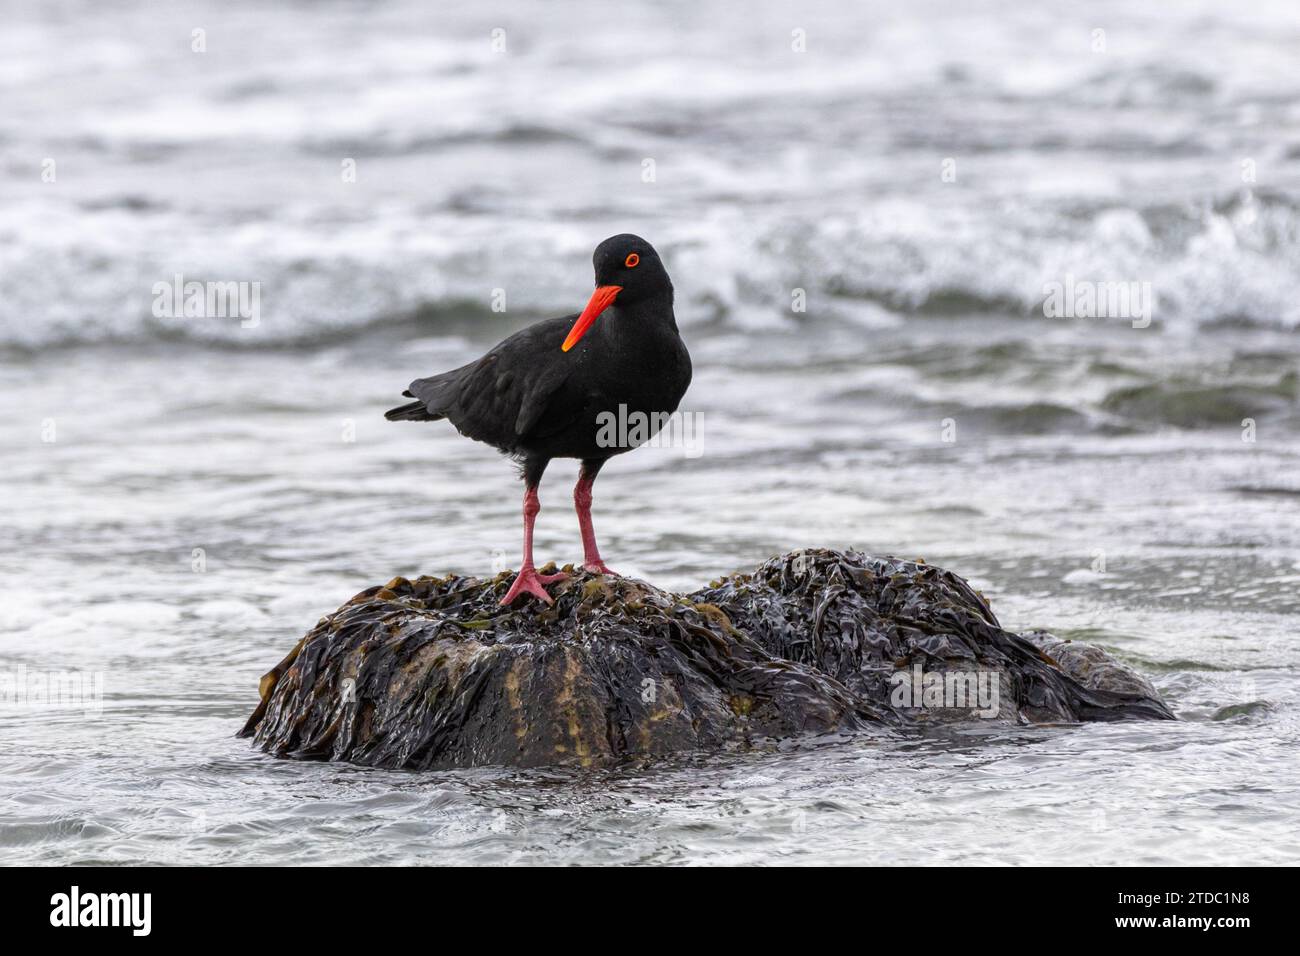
[2,0,1299,865]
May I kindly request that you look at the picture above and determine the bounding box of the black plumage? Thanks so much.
[386,234,691,604]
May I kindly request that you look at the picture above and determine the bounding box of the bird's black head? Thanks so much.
[562,234,673,352]
[592,234,671,303]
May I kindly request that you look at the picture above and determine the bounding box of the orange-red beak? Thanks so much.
[562,285,621,352]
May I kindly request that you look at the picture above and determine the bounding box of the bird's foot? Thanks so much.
[500,566,565,606]
[582,561,617,576]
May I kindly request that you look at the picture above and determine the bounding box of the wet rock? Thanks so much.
[240,549,1174,770]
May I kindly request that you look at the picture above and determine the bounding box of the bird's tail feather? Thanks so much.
[384,400,443,422]
[386,366,468,422]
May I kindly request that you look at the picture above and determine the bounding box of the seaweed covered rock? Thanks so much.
[240,549,1174,769]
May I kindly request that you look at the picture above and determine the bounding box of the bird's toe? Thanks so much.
[500,569,557,606]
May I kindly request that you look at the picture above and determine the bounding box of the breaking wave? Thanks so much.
[4,0,1299,350]
[3,190,1298,350]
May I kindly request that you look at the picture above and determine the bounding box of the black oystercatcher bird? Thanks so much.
[385,235,692,605]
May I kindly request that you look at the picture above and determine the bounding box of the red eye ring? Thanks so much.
[624,253,640,268]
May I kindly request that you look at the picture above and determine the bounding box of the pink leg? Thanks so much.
[574,472,615,575]
[500,487,568,605]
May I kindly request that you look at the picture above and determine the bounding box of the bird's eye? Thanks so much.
[624,253,640,268]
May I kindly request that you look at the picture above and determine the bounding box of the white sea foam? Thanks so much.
[2,0,1298,347]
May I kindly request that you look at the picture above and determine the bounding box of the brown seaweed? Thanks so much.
[240,548,1174,770]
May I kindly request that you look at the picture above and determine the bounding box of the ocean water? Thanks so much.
[3,0,1299,865]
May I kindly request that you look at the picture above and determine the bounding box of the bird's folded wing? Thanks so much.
[514,361,587,439]
[416,315,587,449]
